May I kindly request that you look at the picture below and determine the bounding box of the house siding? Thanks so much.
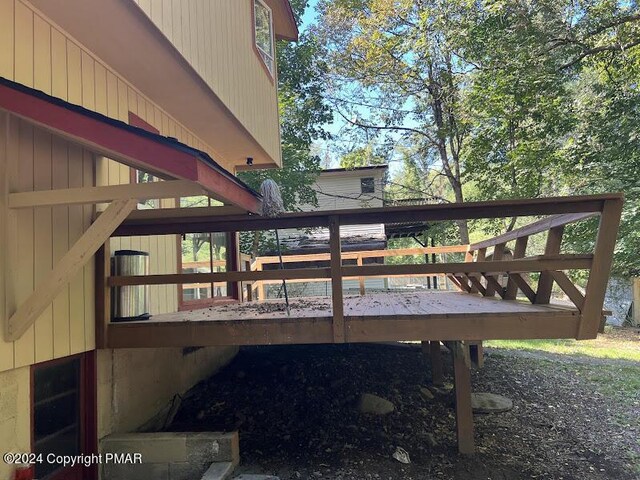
[0,2,251,470]
[132,0,282,167]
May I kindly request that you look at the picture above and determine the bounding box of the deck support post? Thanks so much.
[452,340,475,454]
[329,216,345,343]
[422,340,444,386]
[95,240,111,348]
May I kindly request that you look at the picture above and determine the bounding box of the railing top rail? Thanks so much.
[469,212,599,251]
[113,193,622,237]
[255,245,469,265]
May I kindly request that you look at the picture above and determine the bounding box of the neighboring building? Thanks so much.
[0,1,296,478]
[280,165,389,253]
[268,165,389,297]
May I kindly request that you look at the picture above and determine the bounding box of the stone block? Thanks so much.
[101,432,187,463]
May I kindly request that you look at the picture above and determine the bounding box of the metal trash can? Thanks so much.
[112,250,151,322]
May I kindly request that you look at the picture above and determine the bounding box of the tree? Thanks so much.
[338,145,386,169]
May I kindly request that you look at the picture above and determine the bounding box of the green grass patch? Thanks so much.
[485,338,640,362]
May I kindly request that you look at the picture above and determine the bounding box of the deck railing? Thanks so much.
[101,193,623,344]
[249,245,469,300]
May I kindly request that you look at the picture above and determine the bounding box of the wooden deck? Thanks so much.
[106,292,582,348]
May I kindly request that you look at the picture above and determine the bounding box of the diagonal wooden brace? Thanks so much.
[5,198,137,341]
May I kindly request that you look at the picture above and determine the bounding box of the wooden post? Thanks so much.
[95,240,111,349]
[535,226,565,304]
[452,340,475,454]
[465,250,477,293]
[357,254,365,296]
[329,216,345,343]
[579,199,624,338]
[505,236,529,300]
[469,341,484,368]
[228,232,240,300]
[429,341,444,386]
[485,243,505,297]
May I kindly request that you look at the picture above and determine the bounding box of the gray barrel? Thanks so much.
[112,250,151,322]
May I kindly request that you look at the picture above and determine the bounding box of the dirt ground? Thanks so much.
[169,337,639,480]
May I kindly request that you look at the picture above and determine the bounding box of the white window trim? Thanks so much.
[254,0,275,77]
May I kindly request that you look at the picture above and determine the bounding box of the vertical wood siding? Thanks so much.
[0,0,224,372]
[133,0,282,166]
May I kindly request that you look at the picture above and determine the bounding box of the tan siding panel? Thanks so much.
[0,0,14,79]
[50,28,68,101]
[67,143,85,355]
[33,129,54,363]
[33,14,51,94]
[0,113,14,372]
[51,136,71,359]
[13,121,35,368]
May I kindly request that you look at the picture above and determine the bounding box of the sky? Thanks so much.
[293,0,405,175]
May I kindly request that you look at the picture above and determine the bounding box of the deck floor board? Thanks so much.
[133,291,577,324]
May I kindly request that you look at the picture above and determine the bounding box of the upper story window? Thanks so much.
[254,0,275,77]
[361,177,375,194]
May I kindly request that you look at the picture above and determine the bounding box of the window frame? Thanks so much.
[30,352,97,480]
[361,177,376,194]
[252,0,276,82]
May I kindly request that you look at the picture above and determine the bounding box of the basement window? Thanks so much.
[33,358,81,479]
[254,0,275,77]
[361,177,375,194]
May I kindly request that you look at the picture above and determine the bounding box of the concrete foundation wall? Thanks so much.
[98,346,238,439]
[0,366,31,480]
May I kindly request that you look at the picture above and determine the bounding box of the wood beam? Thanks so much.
[9,180,205,208]
[535,226,564,304]
[469,212,597,251]
[429,341,444,386]
[550,271,585,311]
[329,216,345,343]
[108,267,333,286]
[508,273,537,303]
[579,198,624,339]
[95,241,111,348]
[452,341,475,454]
[112,194,621,237]
[5,199,137,341]
[485,243,505,297]
[106,312,582,348]
[505,236,529,300]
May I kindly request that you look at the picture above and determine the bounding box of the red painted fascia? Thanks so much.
[0,80,262,213]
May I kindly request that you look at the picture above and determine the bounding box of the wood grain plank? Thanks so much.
[14,2,33,87]
[33,128,54,363]
[67,143,85,353]
[33,14,51,94]
[13,120,35,367]
[0,0,14,79]
[0,113,14,370]
[329,216,345,343]
[51,28,67,100]
[51,136,70,358]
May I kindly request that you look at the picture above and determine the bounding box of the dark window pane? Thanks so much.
[33,358,81,479]
[361,177,375,194]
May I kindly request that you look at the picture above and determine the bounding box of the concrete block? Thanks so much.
[186,432,239,465]
[101,432,187,463]
[200,462,235,480]
[103,462,169,480]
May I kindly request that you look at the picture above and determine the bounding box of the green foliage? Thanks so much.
[339,145,386,169]
[316,0,640,273]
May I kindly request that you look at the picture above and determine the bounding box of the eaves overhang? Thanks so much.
[0,77,263,213]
